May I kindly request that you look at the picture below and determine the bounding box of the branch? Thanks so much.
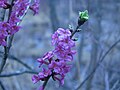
[75,38,120,90]
[0,81,5,90]
[111,80,119,90]
[0,51,33,70]
[9,55,33,70]
[43,76,51,90]
[70,25,80,39]
[0,70,38,78]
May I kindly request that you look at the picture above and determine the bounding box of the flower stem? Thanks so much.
[43,76,51,90]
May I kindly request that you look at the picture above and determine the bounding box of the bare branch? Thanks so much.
[75,38,120,90]
[0,70,38,78]
[111,80,119,90]
[0,51,32,70]
[9,55,33,70]
[0,81,5,90]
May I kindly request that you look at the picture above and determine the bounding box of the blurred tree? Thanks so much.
[86,0,102,90]
[47,0,59,32]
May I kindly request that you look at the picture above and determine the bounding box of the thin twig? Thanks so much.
[0,81,5,90]
[9,55,33,70]
[0,51,32,70]
[70,25,80,39]
[0,70,38,78]
[0,46,8,74]
[75,38,120,90]
[111,80,119,90]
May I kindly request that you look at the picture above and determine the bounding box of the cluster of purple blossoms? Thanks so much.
[0,0,40,46]
[32,28,76,89]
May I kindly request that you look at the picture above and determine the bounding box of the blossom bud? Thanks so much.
[78,10,89,26]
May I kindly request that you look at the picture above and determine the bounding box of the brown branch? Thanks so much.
[75,38,120,90]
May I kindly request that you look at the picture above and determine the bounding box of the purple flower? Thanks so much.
[49,60,70,74]
[9,12,21,25]
[0,0,40,46]
[37,58,48,67]
[0,37,6,46]
[32,75,41,83]
[0,0,7,8]
[52,32,59,45]
[14,0,30,16]
[0,22,9,37]
[57,28,71,36]
[42,51,54,60]
[54,75,65,86]
[9,25,21,35]
[30,0,40,15]
[37,51,54,67]
[32,69,51,83]
[49,60,58,69]
[38,68,51,78]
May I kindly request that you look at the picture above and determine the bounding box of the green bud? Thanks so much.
[79,10,89,22]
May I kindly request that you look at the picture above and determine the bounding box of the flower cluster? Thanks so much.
[32,28,76,89]
[0,0,40,46]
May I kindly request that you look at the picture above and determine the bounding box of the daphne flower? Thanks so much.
[57,28,71,36]
[30,0,40,15]
[32,28,76,87]
[52,32,59,45]
[32,75,41,83]
[0,0,7,8]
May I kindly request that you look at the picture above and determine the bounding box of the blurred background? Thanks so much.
[0,0,120,90]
